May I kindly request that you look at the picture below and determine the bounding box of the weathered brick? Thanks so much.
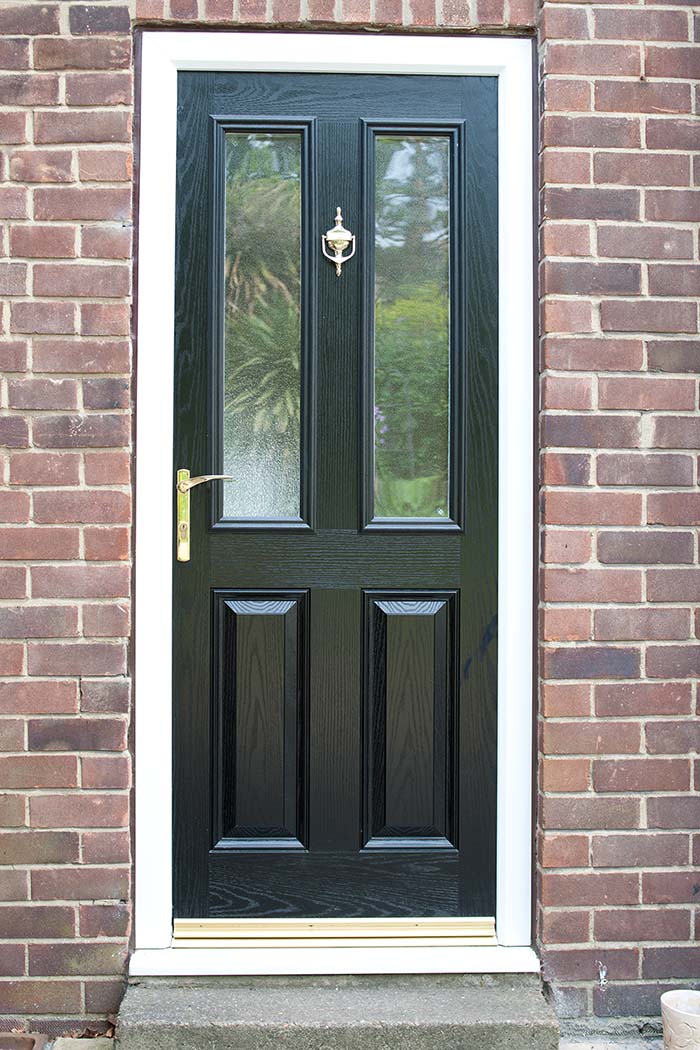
[543,948,639,982]
[600,299,697,334]
[31,866,129,902]
[35,186,131,221]
[648,494,700,527]
[646,721,700,755]
[84,526,130,561]
[646,190,700,222]
[647,119,700,151]
[541,910,590,944]
[10,224,77,258]
[643,948,700,980]
[543,337,643,372]
[544,567,642,601]
[30,940,128,976]
[543,261,641,295]
[8,377,79,411]
[0,981,81,1014]
[0,830,79,865]
[542,872,639,906]
[546,44,641,76]
[0,754,77,788]
[33,338,130,374]
[595,9,689,40]
[543,492,643,526]
[81,829,130,863]
[596,909,690,943]
[594,607,690,641]
[595,81,691,114]
[79,902,130,938]
[643,871,700,904]
[34,37,131,71]
[645,46,700,80]
[29,717,127,752]
[70,5,132,34]
[598,531,693,565]
[27,641,127,676]
[646,645,700,679]
[9,452,81,487]
[543,721,641,755]
[595,681,692,717]
[542,683,591,718]
[80,678,130,714]
[0,679,79,715]
[593,758,690,792]
[33,414,130,449]
[0,73,59,105]
[597,225,694,260]
[592,833,689,868]
[83,603,130,638]
[595,152,689,187]
[0,605,78,639]
[652,417,700,449]
[31,564,130,598]
[34,490,130,524]
[648,264,700,298]
[542,453,592,487]
[10,301,75,335]
[541,756,590,791]
[597,454,693,487]
[540,833,590,869]
[545,187,640,221]
[648,796,700,830]
[599,377,695,411]
[0,527,79,560]
[30,793,129,828]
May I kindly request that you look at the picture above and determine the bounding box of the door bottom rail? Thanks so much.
[172,916,497,949]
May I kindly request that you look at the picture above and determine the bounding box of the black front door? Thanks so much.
[173,71,498,920]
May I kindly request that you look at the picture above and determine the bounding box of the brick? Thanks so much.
[80,678,130,714]
[647,722,700,755]
[34,37,131,70]
[601,300,697,334]
[0,643,24,674]
[10,452,81,487]
[541,377,593,411]
[652,417,700,449]
[30,940,127,977]
[83,603,130,638]
[31,565,130,598]
[545,187,640,221]
[79,148,132,182]
[0,680,78,715]
[238,0,268,19]
[27,641,127,676]
[29,717,127,752]
[598,225,694,260]
[31,866,129,902]
[85,978,127,1014]
[79,902,130,938]
[82,225,131,259]
[542,683,591,717]
[0,38,29,69]
[648,495,700,527]
[84,526,130,561]
[0,527,78,560]
[595,681,692,716]
[545,116,640,150]
[599,531,693,565]
[601,377,694,411]
[543,797,641,833]
[82,754,130,788]
[595,608,690,642]
[70,5,131,33]
[543,492,643,526]
[0,567,27,600]
[0,943,26,976]
[541,910,590,945]
[644,948,700,980]
[8,377,79,410]
[540,833,589,868]
[595,9,689,40]
[0,794,25,825]
[406,0,434,25]
[35,186,131,221]
[83,377,130,409]
[646,47,700,80]
[30,793,129,828]
[0,830,78,865]
[0,4,60,34]
[543,337,643,371]
[649,795,700,829]
[593,757,690,793]
[595,81,692,114]
[543,261,641,295]
[592,833,689,868]
[84,451,130,485]
[649,119,700,155]
[646,645,700,679]
[545,79,591,113]
[0,261,25,295]
[595,152,689,187]
[541,757,590,792]
[0,112,27,143]
[10,301,75,335]
[33,338,130,373]
[10,224,77,258]
[542,453,592,487]
[0,73,59,105]
[544,567,641,601]
[33,413,130,448]
[65,71,132,105]
[643,871,700,904]
[541,5,588,37]
[0,417,29,447]
[542,150,591,186]
[543,607,591,642]
[82,302,131,335]
[543,948,639,982]
[0,869,28,900]
[0,340,27,371]
[0,754,77,788]
[0,605,78,639]
[0,490,29,521]
[545,642,638,684]
[597,454,693,487]
[648,265,700,298]
[542,223,591,257]
[542,298,593,333]
[34,263,131,299]
[34,490,130,525]
[82,829,130,863]
[546,44,641,77]
[542,872,639,906]
[543,414,641,451]
[0,980,81,1014]
[0,186,27,220]
[596,909,690,943]
[646,190,700,222]
[543,721,641,755]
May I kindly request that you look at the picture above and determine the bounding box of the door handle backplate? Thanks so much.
[176,468,234,562]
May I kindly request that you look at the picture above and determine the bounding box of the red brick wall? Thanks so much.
[0,0,696,1036]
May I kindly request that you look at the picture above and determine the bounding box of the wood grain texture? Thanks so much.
[173,72,498,920]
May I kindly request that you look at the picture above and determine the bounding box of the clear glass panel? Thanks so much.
[223,132,302,519]
[373,136,450,520]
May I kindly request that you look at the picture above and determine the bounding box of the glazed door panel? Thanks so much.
[173,71,498,919]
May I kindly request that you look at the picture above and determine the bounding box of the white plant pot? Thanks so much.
[662,990,700,1049]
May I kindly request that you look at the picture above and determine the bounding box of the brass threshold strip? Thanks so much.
[173,916,497,949]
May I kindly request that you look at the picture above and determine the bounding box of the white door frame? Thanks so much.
[132,30,536,976]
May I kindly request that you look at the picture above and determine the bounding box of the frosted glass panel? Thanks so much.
[373,136,450,520]
[223,132,301,519]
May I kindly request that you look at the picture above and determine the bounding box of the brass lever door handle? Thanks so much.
[176,468,234,562]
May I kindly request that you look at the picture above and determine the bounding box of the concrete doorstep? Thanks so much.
[116,974,559,1050]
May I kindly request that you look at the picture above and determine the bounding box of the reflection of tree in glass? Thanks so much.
[223,134,301,518]
[374,137,450,519]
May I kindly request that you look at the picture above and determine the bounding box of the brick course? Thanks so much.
[0,0,696,1036]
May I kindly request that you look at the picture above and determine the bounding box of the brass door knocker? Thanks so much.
[322,207,356,277]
